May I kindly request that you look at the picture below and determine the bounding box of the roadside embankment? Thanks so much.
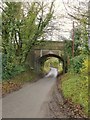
[2,70,38,97]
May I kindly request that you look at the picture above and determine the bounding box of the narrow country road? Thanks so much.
[2,72,57,118]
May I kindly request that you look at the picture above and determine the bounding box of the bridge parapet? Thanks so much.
[33,41,65,50]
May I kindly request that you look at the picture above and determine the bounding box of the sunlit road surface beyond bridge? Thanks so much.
[45,67,58,78]
[2,68,57,118]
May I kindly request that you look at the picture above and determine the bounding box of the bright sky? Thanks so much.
[50,0,88,41]
[36,0,88,40]
[50,0,88,40]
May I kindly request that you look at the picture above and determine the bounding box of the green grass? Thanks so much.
[61,73,88,115]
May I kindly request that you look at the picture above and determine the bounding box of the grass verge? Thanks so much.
[60,73,88,116]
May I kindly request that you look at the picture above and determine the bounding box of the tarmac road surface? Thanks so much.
[2,76,56,118]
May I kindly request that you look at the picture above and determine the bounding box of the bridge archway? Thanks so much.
[38,53,65,74]
[27,41,68,74]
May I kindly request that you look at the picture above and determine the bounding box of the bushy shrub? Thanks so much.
[69,55,85,73]
[80,57,89,74]
[2,54,26,80]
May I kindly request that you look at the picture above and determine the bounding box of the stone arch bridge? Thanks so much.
[26,41,68,74]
